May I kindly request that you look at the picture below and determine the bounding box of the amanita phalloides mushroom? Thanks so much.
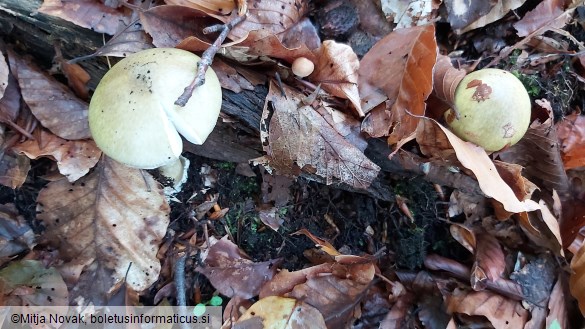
[89,48,222,188]
[443,68,531,152]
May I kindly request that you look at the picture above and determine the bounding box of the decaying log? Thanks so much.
[0,0,482,201]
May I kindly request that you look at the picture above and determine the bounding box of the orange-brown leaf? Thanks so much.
[13,130,101,182]
[38,0,131,35]
[311,41,362,116]
[359,24,436,143]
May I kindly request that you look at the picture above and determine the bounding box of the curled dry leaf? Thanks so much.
[8,52,90,140]
[378,292,416,329]
[0,259,68,307]
[513,0,572,37]
[38,0,131,35]
[93,19,153,58]
[0,51,7,100]
[196,236,281,299]
[164,0,235,16]
[260,80,381,191]
[225,0,309,41]
[443,0,496,31]
[234,296,326,329]
[0,204,35,266]
[452,0,527,33]
[0,149,29,189]
[36,156,169,304]
[547,276,568,329]
[13,130,101,182]
[418,118,540,213]
[499,99,569,196]
[557,112,585,170]
[381,0,434,29]
[432,54,466,106]
[445,289,528,328]
[311,41,362,116]
[473,232,506,284]
[359,24,436,144]
[260,261,375,328]
[140,5,221,48]
[570,242,585,315]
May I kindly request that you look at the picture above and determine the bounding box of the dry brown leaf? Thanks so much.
[0,147,29,189]
[196,236,281,299]
[234,296,327,329]
[225,0,309,41]
[570,242,585,315]
[359,24,436,143]
[444,0,496,30]
[418,119,540,213]
[537,200,564,254]
[547,275,568,329]
[311,41,362,116]
[432,54,466,106]
[36,156,169,304]
[260,261,375,328]
[0,73,21,126]
[93,20,153,58]
[474,232,506,284]
[449,223,476,253]
[456,0,528,33]
[8,52,90,140]
[0,260,68,307]
[260,81,380,191]
[557,112,585,170]
[140,5,221,48]
[234,30,316,64]
[381,0,434,28]
[447,190,488,222]
[211,58,254,93]
[0,52,8,100]
[379,292,416,329]
[13,130,101,182]
[446,289,528,328]
[0,204,35,266]
[38,0,131,35]
[280,17,321,50]
[499,100,569,195]
[513,0,572,37]
[164,0,235,15]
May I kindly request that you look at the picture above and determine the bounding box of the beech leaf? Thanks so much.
[8,52,90,140]
[417,119,539,213]
[0,260,68,307]
[13,130,101,182]
[311,41,362,116]
[359,24,436,143]
[195,236,281,299]
[513,0,572,37]
[235,296,327,329]
[0,204,35,266]
[260,81,380,191]
[36,156,169,304]
[38,0,131,35]
[446,289,528,328]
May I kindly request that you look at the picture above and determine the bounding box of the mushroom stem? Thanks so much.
[159,156,190,193]
[174,12,247,107]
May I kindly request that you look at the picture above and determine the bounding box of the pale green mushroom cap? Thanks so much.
[444,68,531,152]
[89,48,222,169]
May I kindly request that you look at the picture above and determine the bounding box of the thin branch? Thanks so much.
[174,13,247,107]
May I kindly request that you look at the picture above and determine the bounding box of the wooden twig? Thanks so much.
[174,13,247,107]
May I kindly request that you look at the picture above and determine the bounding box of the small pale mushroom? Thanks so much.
[443,68,531,152]
[89,48,222,188]
[291,57,315,78]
